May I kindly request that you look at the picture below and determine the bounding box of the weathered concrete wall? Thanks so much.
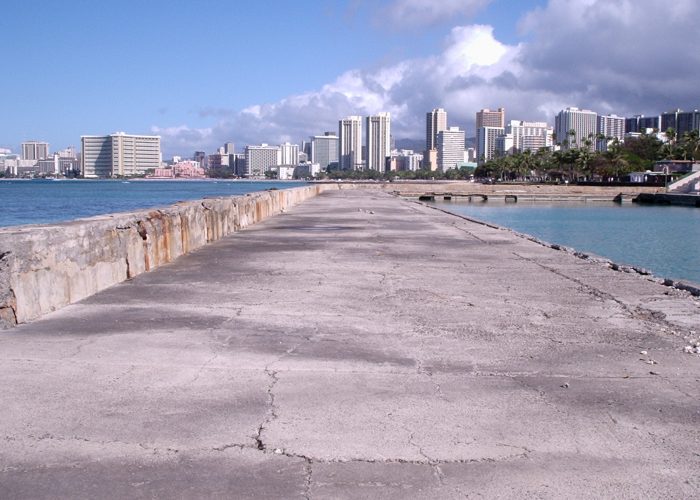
[0,184,346,328]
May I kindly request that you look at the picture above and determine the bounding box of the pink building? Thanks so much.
[173,161,206,178]
[152,167,175,178]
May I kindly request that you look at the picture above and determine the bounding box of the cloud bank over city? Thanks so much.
[152,0,700,155]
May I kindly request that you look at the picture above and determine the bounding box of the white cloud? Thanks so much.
[155,0,700,156]
[384,0,492,25]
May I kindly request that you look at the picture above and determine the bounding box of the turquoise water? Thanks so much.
[0,179,307,227]
[430,200,700,285]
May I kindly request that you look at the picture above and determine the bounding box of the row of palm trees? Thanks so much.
[475,128,700,182]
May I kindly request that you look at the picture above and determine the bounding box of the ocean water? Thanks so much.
[0,179,307,227]
[429,200,700,285]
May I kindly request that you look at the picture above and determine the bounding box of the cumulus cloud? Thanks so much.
[383,0,492,25]
[155,0,700,156]
[517,0,700,114]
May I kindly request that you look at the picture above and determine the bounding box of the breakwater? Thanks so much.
[0,184,345,328]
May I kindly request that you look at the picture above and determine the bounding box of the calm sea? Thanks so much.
[429,200,700,286]
[0,179,307,227]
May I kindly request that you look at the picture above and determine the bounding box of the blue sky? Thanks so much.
[1,0,698,157]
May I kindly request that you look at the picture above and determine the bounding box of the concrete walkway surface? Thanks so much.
[1,189,699,498]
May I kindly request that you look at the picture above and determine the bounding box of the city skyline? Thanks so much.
[2,0,700,157]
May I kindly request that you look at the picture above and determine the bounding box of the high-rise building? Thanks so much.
[425,108,447,171]
[394,150,423,172]
[554,107,597,150]
[207,153,230,168]
[661,109,700,136]
[311,132,339,170]
[81,133,161,178]
[21,141,49,161]
[625,115,660,134]
[339,116,363,170]
[437,127,465,172]
[224,142,235,155]
[366,113,391,172]
[476,108,505,129]
[504,121,553,153]
[425,108,447,151]
[194,151,207,169]
[278,142,300,165]
[596,114,625,151]
[244,144,279,177]
[495,133,515,157]
[476,127,504,164]
[232,154,246,177]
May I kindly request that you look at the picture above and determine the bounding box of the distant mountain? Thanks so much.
[394,138,424,151]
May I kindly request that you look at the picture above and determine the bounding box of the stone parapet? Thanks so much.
[0,184,344,328]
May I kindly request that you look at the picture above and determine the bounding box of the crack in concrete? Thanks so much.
[69,337,99,358]
[407,431,444,486]
[416,358,446,400]
[8,433,179,455]
[512,252,685,334]
[302,457,313,500]
[449,221,490,243]
[254,367,279,451]
[188,352,219,385]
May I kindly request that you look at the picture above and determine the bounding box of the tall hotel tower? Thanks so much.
[81,133,161,177]
[311,132,339,170]
[554,107,598,150]
[425,108,447,170]
[21,141,50,161]
[366,113,391,172]
[476,108,505,129]
[339,116,363,170]
[475,108,505,163]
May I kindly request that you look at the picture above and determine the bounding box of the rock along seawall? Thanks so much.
[0,184,346,329]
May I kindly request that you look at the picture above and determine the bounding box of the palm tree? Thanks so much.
[680,130,700,161]
[662,127,678,160]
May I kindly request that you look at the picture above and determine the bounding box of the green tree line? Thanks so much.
[475,128,700,182]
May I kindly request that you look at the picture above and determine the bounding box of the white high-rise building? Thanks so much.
[244,144,280,177]
[504,121,554,152]
[278,142,300,165]
[311,132,339,170]
[366,113,391,172]
[21,141,49,161]
[476,127,504,165]
[339,116,363,170]
[495,133,515,157]
[81,133,161,178]
[394,150,423,171]
[555,107,598,150]
[437,127,465,172]
[596,114,625,151]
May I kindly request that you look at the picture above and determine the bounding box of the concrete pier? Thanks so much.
[1,190,699,498]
